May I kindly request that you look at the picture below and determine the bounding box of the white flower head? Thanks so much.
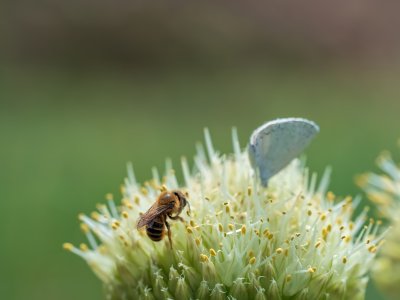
[65,127,383,300]
[358,150,400,299]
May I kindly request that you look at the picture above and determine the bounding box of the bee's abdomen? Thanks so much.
[146,220,164,241]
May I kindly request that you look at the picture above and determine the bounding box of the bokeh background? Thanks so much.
[1,1,400,299]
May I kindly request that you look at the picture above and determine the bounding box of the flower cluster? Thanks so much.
[358,151,400,299]
[64,129,383,299]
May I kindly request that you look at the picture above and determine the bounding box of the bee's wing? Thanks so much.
[137,203,173,229]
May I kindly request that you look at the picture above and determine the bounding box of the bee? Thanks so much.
[137,190,190,248]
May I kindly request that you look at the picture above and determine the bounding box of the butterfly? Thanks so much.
[248,118,319,186]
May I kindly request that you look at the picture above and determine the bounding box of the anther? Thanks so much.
[200,254,209,262]
[241,225,246,235]
[63,243,74,251]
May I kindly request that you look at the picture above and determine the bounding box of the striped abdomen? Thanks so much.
[146,216,165,242]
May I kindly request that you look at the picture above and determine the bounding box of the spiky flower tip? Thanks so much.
[65,129,383,300]
[358,150,400,299]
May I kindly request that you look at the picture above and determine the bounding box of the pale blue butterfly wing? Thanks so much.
[248,118,319,186]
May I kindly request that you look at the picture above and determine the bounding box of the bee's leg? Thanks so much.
[165,220,173,249]
[168,215,185,223]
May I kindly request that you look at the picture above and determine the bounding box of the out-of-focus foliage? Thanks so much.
[2,0,400,68]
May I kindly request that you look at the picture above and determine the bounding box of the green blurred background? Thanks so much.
[1,1,400,299]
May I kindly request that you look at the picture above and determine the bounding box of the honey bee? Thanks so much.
[137,190,190,248]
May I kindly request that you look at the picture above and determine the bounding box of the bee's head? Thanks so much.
[172,190,191,215]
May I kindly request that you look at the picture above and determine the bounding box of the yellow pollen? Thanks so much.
[195,238,201,246]
[134,196,140,205]
[225,206,230,213]
[349,222,354,230]
[321,214,327,221]
[98,245,107,254]
[186,227,193,234]
[284,249,289,256]
[366,239,370,244]
[247,187,252,196]
[96,203,105,210]
[327,224,332,232]
[276,248,283,254]
[160,185,167,192]
[342,256,347,264]
[90,211,100,221]
[286,274,292,282]
[122,211,129,219]
[228,224,235,231]
[248,250,255,258]
[369,218,375,224]
[63,243,74,251]
[218,223,224,232]
[295,233,301,237]
[344,236,351,243]
[120,185,126,194]
[200,254,209,262]
[111,221,120,230]
[249,257,256,265]
[368,245,377,253]
[80,243,88,252]
[308,267,316,273]
[322,228,329,239]
[268,233,274,240]
[339,225,345,231]
[327,191,335,201]
[78,213,84,220]
[210,248,217,256]
[190,220,196,227]
[80,223,89,233]
[282,211,287,215]
[307,210,312,216]
[141,187,148,195]
[263,229,269,237]
[241,225,246,235]
[315,241,321,248]
[105,193,113,201]
[377,220,382,225]
[345,195,352,203]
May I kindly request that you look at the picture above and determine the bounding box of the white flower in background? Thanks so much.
[64,127,383,300]
[358,150,400,300]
